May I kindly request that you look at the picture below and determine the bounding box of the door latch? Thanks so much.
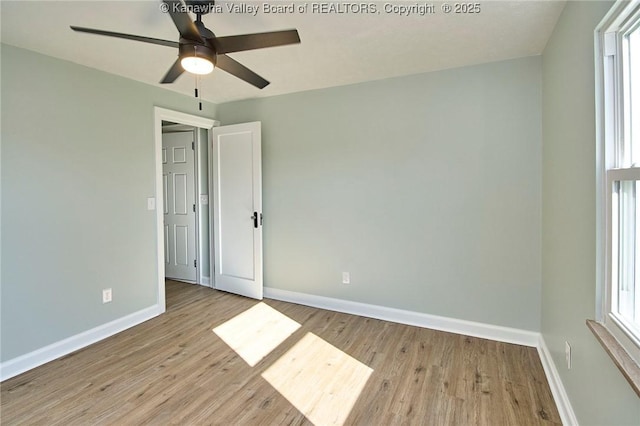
[251,212,258,228]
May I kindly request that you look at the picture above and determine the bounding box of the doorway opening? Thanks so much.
[161,122,211,285]
[153,107,219,311]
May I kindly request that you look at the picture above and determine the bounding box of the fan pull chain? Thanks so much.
[198,76,203,111]
[194,75,203,111]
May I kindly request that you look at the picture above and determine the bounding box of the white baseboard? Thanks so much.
[264,287,540,347]
[537,336,578,425]
[0,304,163,382]
[200,276,211,286]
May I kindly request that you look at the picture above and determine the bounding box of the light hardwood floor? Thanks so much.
[1,280,561,425]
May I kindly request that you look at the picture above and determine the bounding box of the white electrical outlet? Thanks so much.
[565,341,571,369]
[102,288,112,304]
[342,272,350,284]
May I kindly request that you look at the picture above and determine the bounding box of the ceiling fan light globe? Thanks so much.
[181,56,214,75]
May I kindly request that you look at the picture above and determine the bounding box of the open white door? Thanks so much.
[212,122,263,299]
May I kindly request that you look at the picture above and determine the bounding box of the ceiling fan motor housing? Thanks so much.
[179,41,217,65]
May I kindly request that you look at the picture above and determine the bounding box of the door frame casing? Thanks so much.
[153,107,219,311]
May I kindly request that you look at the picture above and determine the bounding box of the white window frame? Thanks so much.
[595,0,640,366]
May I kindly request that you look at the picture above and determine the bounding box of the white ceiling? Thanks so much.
[0,0,566,104]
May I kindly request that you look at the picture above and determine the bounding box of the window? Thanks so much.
[597,0,640,366]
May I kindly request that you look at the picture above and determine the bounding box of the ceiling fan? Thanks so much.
[70,0,300,89]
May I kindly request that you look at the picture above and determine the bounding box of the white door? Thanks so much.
[163,131,197,282]
[212,122,263,299]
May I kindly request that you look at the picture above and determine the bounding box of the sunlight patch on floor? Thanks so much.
[213,302,301,367]
[261,332,373,426]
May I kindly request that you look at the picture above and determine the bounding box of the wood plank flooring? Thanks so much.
[1,280,561,425]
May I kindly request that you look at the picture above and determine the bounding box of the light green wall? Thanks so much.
[217,56,543,331]
[541,1,640,424]
[0,44,216,361]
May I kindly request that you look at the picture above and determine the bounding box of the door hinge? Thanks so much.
[194,259,197,268]
[192,141,195,150]
[193,204,196,212]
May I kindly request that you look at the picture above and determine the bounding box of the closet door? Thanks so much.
[163,131,197,282]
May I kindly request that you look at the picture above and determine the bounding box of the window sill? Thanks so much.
[586,319,640,398]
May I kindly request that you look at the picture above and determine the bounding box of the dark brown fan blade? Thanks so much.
[216,55,269,89]
[70,26,179,48]
[163,0,203,43]
[212,30,300,54]
[160,58,185,84]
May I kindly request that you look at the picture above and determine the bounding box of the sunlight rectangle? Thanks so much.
[213,302,301,367]
[261,332,373,426]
